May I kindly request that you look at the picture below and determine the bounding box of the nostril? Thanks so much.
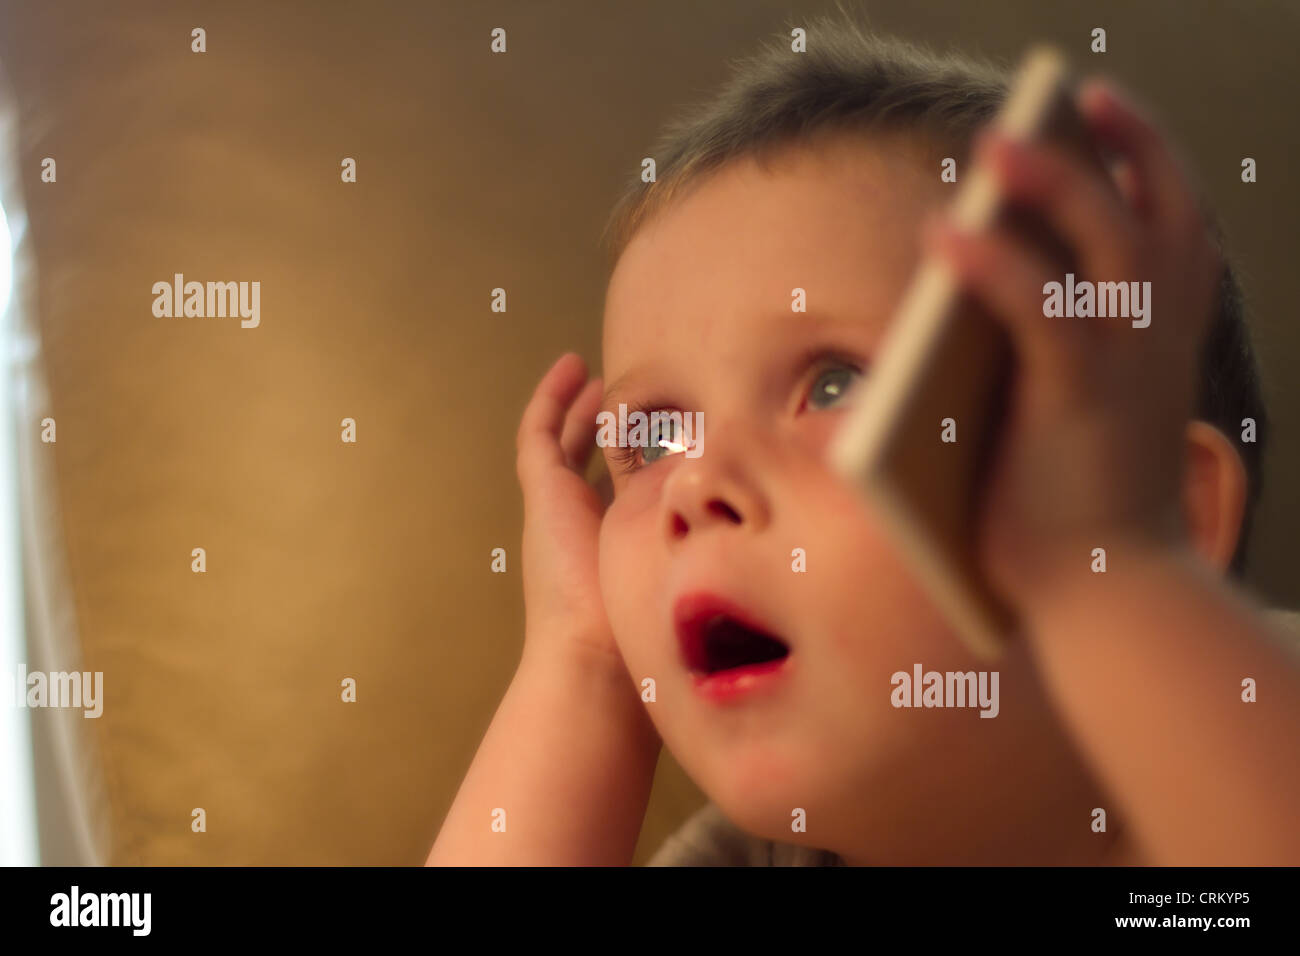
[707,499,742,524]
[667,500,744,540]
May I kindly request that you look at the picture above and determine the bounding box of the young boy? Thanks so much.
[428,21,1300,866]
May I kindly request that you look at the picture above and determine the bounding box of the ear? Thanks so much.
[1182,421,1249,572]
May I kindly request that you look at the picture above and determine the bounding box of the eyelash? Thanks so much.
[607,400,665,475]
[609,355,865,475]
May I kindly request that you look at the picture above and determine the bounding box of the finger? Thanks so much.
[1076,79,1200,235]
[516,352,588,482]
[980,132,1140,281]
[559,375,604,473]
[1109,157,1142,210]
[926,219,1092,402]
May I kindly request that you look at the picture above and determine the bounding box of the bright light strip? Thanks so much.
[0,196,40,865]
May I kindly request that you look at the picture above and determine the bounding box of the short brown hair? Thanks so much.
[599,11,1268,575]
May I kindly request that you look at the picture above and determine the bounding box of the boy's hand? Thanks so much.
[515,352,625,672]
[925,78,1226,620]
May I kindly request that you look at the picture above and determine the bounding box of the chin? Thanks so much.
[674,730,848,843]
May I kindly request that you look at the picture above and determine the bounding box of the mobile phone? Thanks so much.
[827,46,1115,659]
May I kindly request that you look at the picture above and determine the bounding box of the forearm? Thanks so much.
[427,646,661,866]
[1024,546,1300,864]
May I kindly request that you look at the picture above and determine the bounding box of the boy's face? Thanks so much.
[599,132,1013,843]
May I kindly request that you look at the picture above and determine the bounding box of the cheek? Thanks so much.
[597,484,664,658]
[796,407,851,454]
[795,469,958,665]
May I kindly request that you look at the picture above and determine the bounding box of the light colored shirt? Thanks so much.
[647,802,843,866]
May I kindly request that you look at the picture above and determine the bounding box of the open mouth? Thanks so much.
[675,594,791,677]
[693,616,790,674]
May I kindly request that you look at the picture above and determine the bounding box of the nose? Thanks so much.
[661,434,770,542]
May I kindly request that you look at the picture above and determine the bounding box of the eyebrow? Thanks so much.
[600,368,652,415]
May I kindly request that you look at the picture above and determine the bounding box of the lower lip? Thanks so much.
[690,658,791,703]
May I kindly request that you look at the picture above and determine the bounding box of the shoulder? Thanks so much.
[646,803,842,867]
[1264,607,1300,658]
[1265,607,1300,635]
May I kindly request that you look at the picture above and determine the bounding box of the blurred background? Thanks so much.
[0,0,1295,864]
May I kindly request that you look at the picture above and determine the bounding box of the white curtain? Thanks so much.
[0,52,109,866]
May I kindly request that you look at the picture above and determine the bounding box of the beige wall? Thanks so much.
[0,0,1294,864]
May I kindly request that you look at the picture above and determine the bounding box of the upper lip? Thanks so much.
[673,591,791,675]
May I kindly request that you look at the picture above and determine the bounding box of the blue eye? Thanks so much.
[643,414,685,464]
[808,364,861,409]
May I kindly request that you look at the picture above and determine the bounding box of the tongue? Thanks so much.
[704,616,788,674]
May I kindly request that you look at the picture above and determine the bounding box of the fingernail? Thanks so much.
[990,134,1023,166]
[923,216,961,254]
[1078,78,1115,111]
